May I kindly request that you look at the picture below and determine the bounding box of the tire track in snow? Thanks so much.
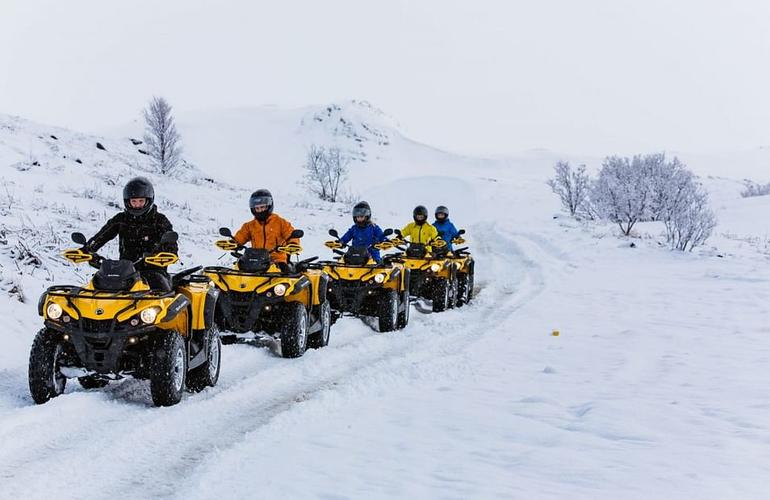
[0,225,559,500]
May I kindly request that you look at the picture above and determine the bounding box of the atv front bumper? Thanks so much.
[45,320,159,376]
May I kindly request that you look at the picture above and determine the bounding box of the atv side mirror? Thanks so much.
[219,227,233,238]
[383,228,394,236]
[457,229,466,236]
[71,232,87,245]
[290,229,304,239]
[328,229,339,238]
[394,229,403,237]
[161,231,178,244]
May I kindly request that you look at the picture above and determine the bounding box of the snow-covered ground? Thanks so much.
[0,105,769,499]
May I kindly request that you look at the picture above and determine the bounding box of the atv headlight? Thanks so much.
[274,284,287,296]
[374,273,386,283]
[47,303,63,320]
[430,263,441,272]
[140,306,161,324]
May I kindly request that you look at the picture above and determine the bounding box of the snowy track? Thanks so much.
[0,223,552,499]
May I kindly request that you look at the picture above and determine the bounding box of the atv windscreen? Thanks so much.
[406,243,427,259]
[238,248,272,273]
[93,259,141,291]
[343,247,371,266]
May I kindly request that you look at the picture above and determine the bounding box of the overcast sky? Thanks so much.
[1,0,769,155]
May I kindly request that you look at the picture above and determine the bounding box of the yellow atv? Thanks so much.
[448,229,475,307]
[392,230,459,313]
[311,228,410,332]
[29,231,221,407]
[203,227,331,358]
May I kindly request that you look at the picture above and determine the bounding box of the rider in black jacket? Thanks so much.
[84,177,178,291]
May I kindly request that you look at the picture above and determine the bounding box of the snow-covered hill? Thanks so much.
[1,108,770,499]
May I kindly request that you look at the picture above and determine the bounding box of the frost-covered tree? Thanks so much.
[143,96,182,175]
[592,155,655,235]
[547,161,590,216]
[664,179,717,251]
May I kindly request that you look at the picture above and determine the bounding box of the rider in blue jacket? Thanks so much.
[340,201,387,262]
[433,205,460,251]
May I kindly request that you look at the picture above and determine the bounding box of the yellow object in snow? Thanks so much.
[552,330,560,336]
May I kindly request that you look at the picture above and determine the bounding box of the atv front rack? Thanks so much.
[203,265,303,278]
[311,260,393,269]
[45,285,175,300]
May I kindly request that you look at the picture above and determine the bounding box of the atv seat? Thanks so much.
[93,259,141,291]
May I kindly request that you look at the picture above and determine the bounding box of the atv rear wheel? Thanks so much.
[432,279,450,312]
[28,328,67,404]
[397,290,410,329]
[281,303,308,358]
[78,376,108,389]
[150,331,187,407]
[186,325,221,392]
[308,301,331,349]
[378,290,399,332]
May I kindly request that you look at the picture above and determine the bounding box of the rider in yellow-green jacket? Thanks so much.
[401,205,439,244]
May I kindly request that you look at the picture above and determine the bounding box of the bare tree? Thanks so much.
[547,161,591,216]
[143,96,182,175]
[303,145,328,200]
[324,147,349,203]
[302,144,350,202]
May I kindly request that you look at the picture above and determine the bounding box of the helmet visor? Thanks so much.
[249,195,273,209]
[352,206,371,218]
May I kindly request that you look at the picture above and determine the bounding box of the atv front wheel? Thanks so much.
[220,334,237,345]
[281,303,308,358]
[432,279,450,312]
[397,290,410,329]
[28,328,67,404]
[466,265,475,302]
[78,376,109,389]
[378,290,399,332]
[186,325,222,392]
[456,273,469,307]
[150,331,187,407]
[308,301,331,349]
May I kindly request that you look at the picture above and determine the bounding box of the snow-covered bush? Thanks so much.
[586,153,716,250]
[666,184,717,251]
[591,155,655,235]
[741,180,770,198]
[547,161,591,217]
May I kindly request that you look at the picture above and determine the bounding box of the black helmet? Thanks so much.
[435,205,449,220]
[249,189,274,221]
[123,177,155,217]
[352,201,371,227]
[413,205,428,225]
